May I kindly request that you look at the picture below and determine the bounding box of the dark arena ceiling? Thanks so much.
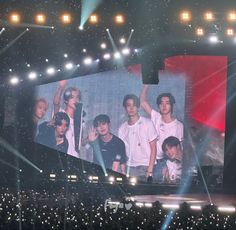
[0,0,236,86]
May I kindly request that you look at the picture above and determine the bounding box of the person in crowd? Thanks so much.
[118,94,157,180]
[140,84,183,182]
[36,112,70,153]
[88,114,126,174]
[162,136,183,183]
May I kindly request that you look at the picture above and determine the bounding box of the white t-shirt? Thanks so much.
[118,116,157,167]
[166,159,182,182]
[60,109,79,158]
[151,110,183,159]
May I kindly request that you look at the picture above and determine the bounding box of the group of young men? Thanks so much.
[35,80,184,184]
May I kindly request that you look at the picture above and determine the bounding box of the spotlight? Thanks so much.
[121,47,130,55]
[61,13,72,24]
[89,14,98,24]
[35,13,46,24]
[218,206,236,213]
[9,76,19,85]
[180,10,191,23]
[46,67,56,75]
[45,59,49,62]
[79,25,84,30]
[129,177,137,185]
[119,37,126,44]
[82,48,87,53]
[144,203,153,208]
[136,202,144,207]
[190,205,202,210]
[49,173,56,181]
[108,176,115,183]
[131,29,134,32]
[114,52,121,59]
[196,27,204,36]
[103,53,111,60]
[88,175,99,183]
[28,72,37,80]
[116,177,123,182]
[40,170,43,173]
[64,53,68,58]
[228,11,236,22]
[83,57,92,65]
[10,13,21,24]
[67,175,78,182]
[65,62,74,70]
[106,28,109,32]
[209,35,219,43]
[115,14,125,24]
[162,204,180,210]
[204,11,214,21]
[100,43,107,49]
[226,28,234,36]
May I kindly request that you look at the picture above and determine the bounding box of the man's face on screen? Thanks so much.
[159,96,172,115]
[55,120,69,137]
[124,99,138,117]
[67,90,80,110]
[165,144,182,160]
[96,122,110,136]
[35,101,47,120]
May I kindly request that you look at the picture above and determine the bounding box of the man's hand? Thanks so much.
[88,127,98,142]
[59,80,67,89]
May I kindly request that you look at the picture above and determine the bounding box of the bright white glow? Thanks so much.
[119,37,126,44]
[10,76,19,85]
[129,177,137,184]
[218,206,236,213]
[2,27,5,31]
[64,53,68,58]
[88,176,99,180]
[106,28,109,32]
[68,175,77,179]
[136,202,144,207]
[83,57,92,65]
[26,63,31,67]
[28,72,37,80]
[100,43,107,49]
[114,52,121,59]
[103,53,111,60]
[49,174,56,178]
[131,29,134,32]
[134,48,139,53]
[209,35,219,43]
[190,205,202,210]
[122,47,130,55]
[162,204,180,209]
[65,62,74,70]
[108,176,115,182]
[45,59,49,62]
[82,48,87,53]
[79,25,84,30]
[96,59,100,63]
[9,69,12,72]
[40,170,43,173]
[116,177,123,182]
[144,203,153,208]
[26,28,29,31]
[46,67,56,75]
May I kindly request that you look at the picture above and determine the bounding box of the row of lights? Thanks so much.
[195,27,236,37]
[8,47,138,85]
[8,12,125,26]
[180,10,236,23]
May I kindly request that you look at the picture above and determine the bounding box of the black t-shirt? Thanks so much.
[36,122,68,153]
[94,134,126,170]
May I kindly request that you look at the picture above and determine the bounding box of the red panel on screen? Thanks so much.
[165,56,227,132]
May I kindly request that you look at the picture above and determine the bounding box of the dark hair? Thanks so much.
[122,94,140,108]
[63,87,81,102]
[162,136,180,153]
[54,112,70,127]
[156,93,175,106]
[93,114,110,127]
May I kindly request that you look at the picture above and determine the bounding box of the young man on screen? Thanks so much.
[140,85,183,183]
[88,114,126,174]
[118,94,157,180]
[53,80,82,158]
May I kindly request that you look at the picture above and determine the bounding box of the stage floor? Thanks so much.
[130,193,236,207]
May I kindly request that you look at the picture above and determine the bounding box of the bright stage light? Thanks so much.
[10,13,21,24]
[106,28,109,32]
[79,25,84,30]
[144,203,153,208]
[35,13,46,24]
[89,14,98,24]
[228,12,236,22]
[129,177,137,185]
[180,11,191,22]
[226,28,234,36]
[103,53,111,60]
[196,27,204,36]
[64,53,68,58]
[162,204,180,210]
[218,206,236,213]
[28,72,37,80]
[114,51,121,59]
[46,67,56,75]
[10,76,19,85]
[209,35,219,43]
[115,14,125,24]
[100,43,107,49]
[108,176,115,183]
[61,13,72,24]
[136,202,144,207]
[204,11,214,21]
[190,205,202,210]
[65,62,74,70]
[82,48,87,53]
[83,57,92,65]
[119,37,126,44]
[121,47,130,55]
